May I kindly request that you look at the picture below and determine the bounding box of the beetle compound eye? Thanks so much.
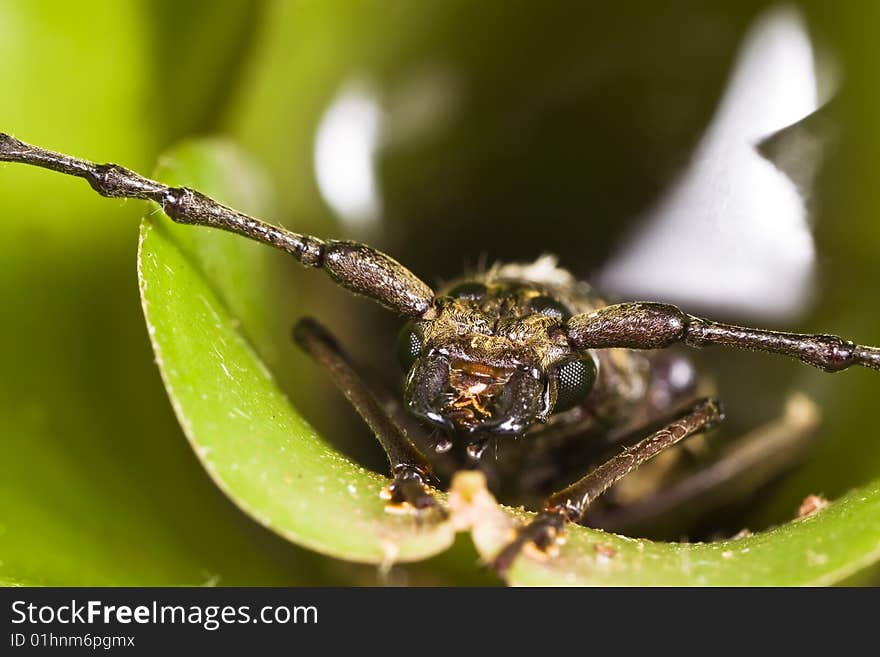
[554,358,597,412]
[530,295,570,321]
[447,282,488,300]
[396,322,423,372]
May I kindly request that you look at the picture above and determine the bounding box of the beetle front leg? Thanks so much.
[491,397,724,575]
[0,133,435,318]
[292,317,445,518]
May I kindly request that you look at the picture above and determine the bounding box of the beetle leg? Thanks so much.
[292,317,445,518]
[567,301,880,372]
[591,393,820,533]
[491,397,723,575]
[0,133,435,318]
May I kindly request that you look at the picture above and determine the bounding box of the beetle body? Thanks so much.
[395,255,702,511]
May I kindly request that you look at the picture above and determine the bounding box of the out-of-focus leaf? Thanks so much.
[145,0,264,141]
[138,140,455,563]
[0,2,343,586]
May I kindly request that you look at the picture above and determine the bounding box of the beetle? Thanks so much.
[2,128,878,574]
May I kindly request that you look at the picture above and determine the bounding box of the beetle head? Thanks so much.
[397,287,596,447]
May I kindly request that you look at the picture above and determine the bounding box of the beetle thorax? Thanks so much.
[420,289,572,371]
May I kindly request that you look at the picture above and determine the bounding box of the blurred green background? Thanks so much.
[1,0,878,586]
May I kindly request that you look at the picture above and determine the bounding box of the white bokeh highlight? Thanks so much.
[598,6,820,321]
[314,83,384,229]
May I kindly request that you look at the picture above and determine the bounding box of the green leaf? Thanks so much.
[138,139,455,564]
[457,477,880,586]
